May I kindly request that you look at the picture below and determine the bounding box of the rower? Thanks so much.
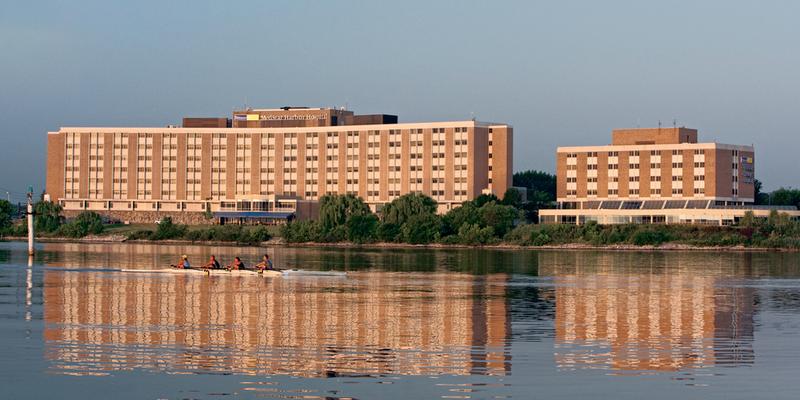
[255,254,275,271]
[227,256,246,270]
[172,255,191,269]
[203,255,221,270]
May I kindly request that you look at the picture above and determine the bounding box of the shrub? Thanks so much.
[631,228,671,246]
[150,217,187,240]
[127,229,154,240]
[323,225,348,242]
[376,222,401,242]
[34,201,63,233]
[400,213,442,244]
[456,223,495,245]
[504,223,536,245]
[531,232,551,246]
[0,222,27,237]
[281,220,323,243]
[239,226,272,244]
[181,225,272,244]
[346,214,378,244]
[57,211,104,238]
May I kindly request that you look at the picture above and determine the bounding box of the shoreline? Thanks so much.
[2,235,797,252]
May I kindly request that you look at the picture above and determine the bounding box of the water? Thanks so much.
[1,241,800,399]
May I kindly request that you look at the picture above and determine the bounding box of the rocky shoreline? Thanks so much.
[2,235,796,252]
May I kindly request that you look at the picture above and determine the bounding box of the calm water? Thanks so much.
[2,241,800,399]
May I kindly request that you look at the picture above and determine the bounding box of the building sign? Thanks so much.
[234,113,327,122]
[741,155,754,184]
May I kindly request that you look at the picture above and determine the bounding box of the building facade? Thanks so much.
[45,107,513,223]
[540,127,799,225]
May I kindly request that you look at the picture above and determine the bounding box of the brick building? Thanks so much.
[45,107,513,224]
[540,127,799,225]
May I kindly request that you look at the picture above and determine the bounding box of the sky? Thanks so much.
[1,0,799,203]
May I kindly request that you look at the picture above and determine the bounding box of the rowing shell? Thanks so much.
[121,268,282,277]
[120,268,346,277]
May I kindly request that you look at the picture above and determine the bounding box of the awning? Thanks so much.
[213,211,295,219]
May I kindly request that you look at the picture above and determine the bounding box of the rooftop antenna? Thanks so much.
[673,118,677,128]
[658,120,662,131]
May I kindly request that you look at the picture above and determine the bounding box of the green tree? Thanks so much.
[319,194,371,232]
[346,213,379,243]
[478,201,519,237]
[57,211,104,238]
[768,188,800,207]
[400,213,442,244]
[513,170,556,200]
[472,193,499,208]
[34,201,63,233]
[0,199,14,230]
[376,222,401,242]
[500,187,523,208]
[456,223,495,245]
[441,201,480,236]
[754,180,769,205]
[380,193,438,226]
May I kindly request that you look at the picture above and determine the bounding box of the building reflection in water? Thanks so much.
[540,251,756,372]
[43,269,511,377]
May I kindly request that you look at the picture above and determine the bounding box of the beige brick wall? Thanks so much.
[49,121,508,214]
[490,126,512,197]
[45,133,66,201]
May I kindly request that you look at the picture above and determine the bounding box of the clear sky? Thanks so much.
[1,0,798,203]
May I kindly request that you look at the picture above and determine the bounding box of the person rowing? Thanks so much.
[171,255,191,269]
[226,256,247,271]
[202,255,221,270]
[254,254,278,272]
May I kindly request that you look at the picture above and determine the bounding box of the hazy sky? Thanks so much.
[1,0,798,202]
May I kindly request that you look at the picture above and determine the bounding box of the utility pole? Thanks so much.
[27,186,34,256]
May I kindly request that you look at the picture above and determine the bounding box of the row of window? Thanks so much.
[568,149,710,158]
[572,187,711,197]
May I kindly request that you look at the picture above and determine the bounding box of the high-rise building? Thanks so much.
[46,107,513,223]
[540,127,799,224]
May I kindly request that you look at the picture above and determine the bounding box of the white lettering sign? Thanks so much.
[260,114,327,121]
